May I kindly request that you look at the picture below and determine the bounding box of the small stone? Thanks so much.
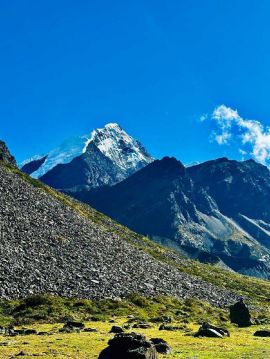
[109,326,124,334]
[254,330,270,337]
[15,351,28,357]
[83,328,98,333]
[150,338,172,354]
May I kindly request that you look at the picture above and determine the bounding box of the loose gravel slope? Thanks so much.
[0,163,238,306]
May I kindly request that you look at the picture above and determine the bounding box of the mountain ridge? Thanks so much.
[73,156,270,278]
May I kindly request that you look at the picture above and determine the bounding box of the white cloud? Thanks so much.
[199,114,208,122]
[209,105,270,165]
[214,131,231,145]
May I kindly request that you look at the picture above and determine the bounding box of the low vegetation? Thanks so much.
[0,318,270,358]
[0,294,229,327]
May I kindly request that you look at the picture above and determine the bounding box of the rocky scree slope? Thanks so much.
[77,157,270,279]
[0,153,239,306]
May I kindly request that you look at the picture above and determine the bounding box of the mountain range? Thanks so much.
[20,123,270,279]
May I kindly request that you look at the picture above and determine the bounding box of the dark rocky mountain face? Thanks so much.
[21,155,47,175]
[0,150,239,306]
[77,157,215,239]
[75,157,270,279]
[187,159,270,251]
[187,158,270,222]
[0,140,16,166]
[39,142,126,191]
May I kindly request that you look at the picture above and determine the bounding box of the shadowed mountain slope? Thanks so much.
[75,157,270,278]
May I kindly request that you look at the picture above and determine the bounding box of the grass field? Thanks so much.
[0,319,270,359]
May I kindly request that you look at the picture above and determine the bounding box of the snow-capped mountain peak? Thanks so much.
[21,123,153,179]
[88,123,153,174]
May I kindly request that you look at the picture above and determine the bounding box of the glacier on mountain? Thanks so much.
[21,123,153,179]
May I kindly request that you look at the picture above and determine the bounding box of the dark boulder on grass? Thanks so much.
[23,329,38,335]
[195,328,224,338]
[133,322,151,329]
[83,328,98,333]
[150,338,172,354]
[15,351,28,356]
[229,299,251,327]
[194,322,229,338]
[150,316,172,324]
[98,332,158,359]
[254,330,270,337]
[109,325,124,334]
[60,321,85,333]
[159,324,182,331]
[64,321,85,330]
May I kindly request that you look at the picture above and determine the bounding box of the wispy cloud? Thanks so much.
[207,105,270,165]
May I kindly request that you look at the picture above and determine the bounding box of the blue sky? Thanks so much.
[1,0,270,165]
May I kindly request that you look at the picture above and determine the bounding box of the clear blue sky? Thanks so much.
[1,0,270,164]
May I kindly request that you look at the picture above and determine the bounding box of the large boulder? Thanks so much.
[194,322,230,338]
[98,332,158,359]
[229,299,251,327]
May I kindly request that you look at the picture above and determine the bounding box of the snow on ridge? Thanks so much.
[23,123,153,178]
[30,134,90,178]
[90,123,153,172]
[20,154,45,168]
